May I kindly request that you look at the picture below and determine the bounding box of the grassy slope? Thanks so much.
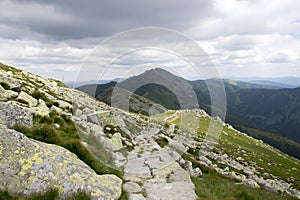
[153,110,300,199]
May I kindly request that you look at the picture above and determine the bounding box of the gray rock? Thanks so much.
[55,100,72,109]
[0,125,122,200]
[50,105,63,114]
[243,179,260,189]
[53,123,60,129]
[124,157,152,182]
[287,188,300,199]
[123,182,142,193]
[0,87,19,100]
[143,181,197,200]
[0,101,33,128]
[17,91,38,107]
[168,169,191,182]
[37,99,48,110]
[190,167,202,177]
[129,193,146,200]
[87,113,99,124]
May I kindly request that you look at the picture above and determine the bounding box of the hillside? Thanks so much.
[77,82,167,115]
[1,62,300,200]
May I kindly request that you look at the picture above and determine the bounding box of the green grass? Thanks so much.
[0,188,91,200]
[192,174,295,200]
[15,99,29,106]
[182,152,296,200]
[31,90,58,108]
[154,110,300,195]
[0,82,10,90]
[220,126,300,191]
[118,189,129,200]
[155,137,169,148]
[13,111,123,178]
[0,62,22,73]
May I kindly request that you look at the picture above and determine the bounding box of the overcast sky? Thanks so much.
[0,0,300,81]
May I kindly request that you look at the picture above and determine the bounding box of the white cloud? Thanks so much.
[0,0,300,80]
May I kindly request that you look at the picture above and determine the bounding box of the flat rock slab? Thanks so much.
[143,181,197,200]
[123,132,197,200]
[129,193,147,200]
[124,157,152,182]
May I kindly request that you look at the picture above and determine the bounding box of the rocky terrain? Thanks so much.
[0,62,300,200]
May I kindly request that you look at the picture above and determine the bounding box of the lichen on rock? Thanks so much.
[0,124,122,199]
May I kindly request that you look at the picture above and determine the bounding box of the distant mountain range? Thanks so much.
[66,78,124,88]
[77,68,300,159]
[226,76,300,88]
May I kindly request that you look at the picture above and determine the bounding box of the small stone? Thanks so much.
[243,179,260,189]
[53,123,60,129]
[50,105,63,114]
[55,100,72,109]
[129,193,146,200]
[123,182,142,193]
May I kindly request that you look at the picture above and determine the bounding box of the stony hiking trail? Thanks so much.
[122,127,197,200]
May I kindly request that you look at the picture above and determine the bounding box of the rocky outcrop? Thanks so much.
[17,91,38,107]
[0,101,33,128]
[0,124,122,199]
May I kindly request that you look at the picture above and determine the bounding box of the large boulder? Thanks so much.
[17,91,38,107]
[0,125,122,199]
[31,99,50,116]
[0,85,19,101]
[0,101,33,128]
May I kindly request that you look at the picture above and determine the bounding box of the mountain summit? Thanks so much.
[118,68,199,110]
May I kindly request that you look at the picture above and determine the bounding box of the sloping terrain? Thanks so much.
[0,62,300,200]
[77,82,167,115]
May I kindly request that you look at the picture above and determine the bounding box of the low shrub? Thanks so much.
[13,124,31,136]
[0,82,10,90]
[38,116,53,124]
[62,140,123,177]
[16,99,29,106]
[31,125,60,144]
[0,188,91,200]
[25,188,59,200]
[31,90,48,102]
[0,189,16,200]
[64,190,90,200]
[155,137,169,148]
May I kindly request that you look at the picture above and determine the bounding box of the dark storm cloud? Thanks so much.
[1,0,216,41]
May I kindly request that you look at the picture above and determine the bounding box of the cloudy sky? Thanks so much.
[0,0,300,81]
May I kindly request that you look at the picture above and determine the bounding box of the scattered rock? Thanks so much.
[190,167,202,177]
[55,100,72,109]
[50,105,63,114]
[17,91,38,107]
[87,113,99,124]
[129,193,146,200]
[123,182,142,193]
[53,123,60,129]
[243,179,260,189]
